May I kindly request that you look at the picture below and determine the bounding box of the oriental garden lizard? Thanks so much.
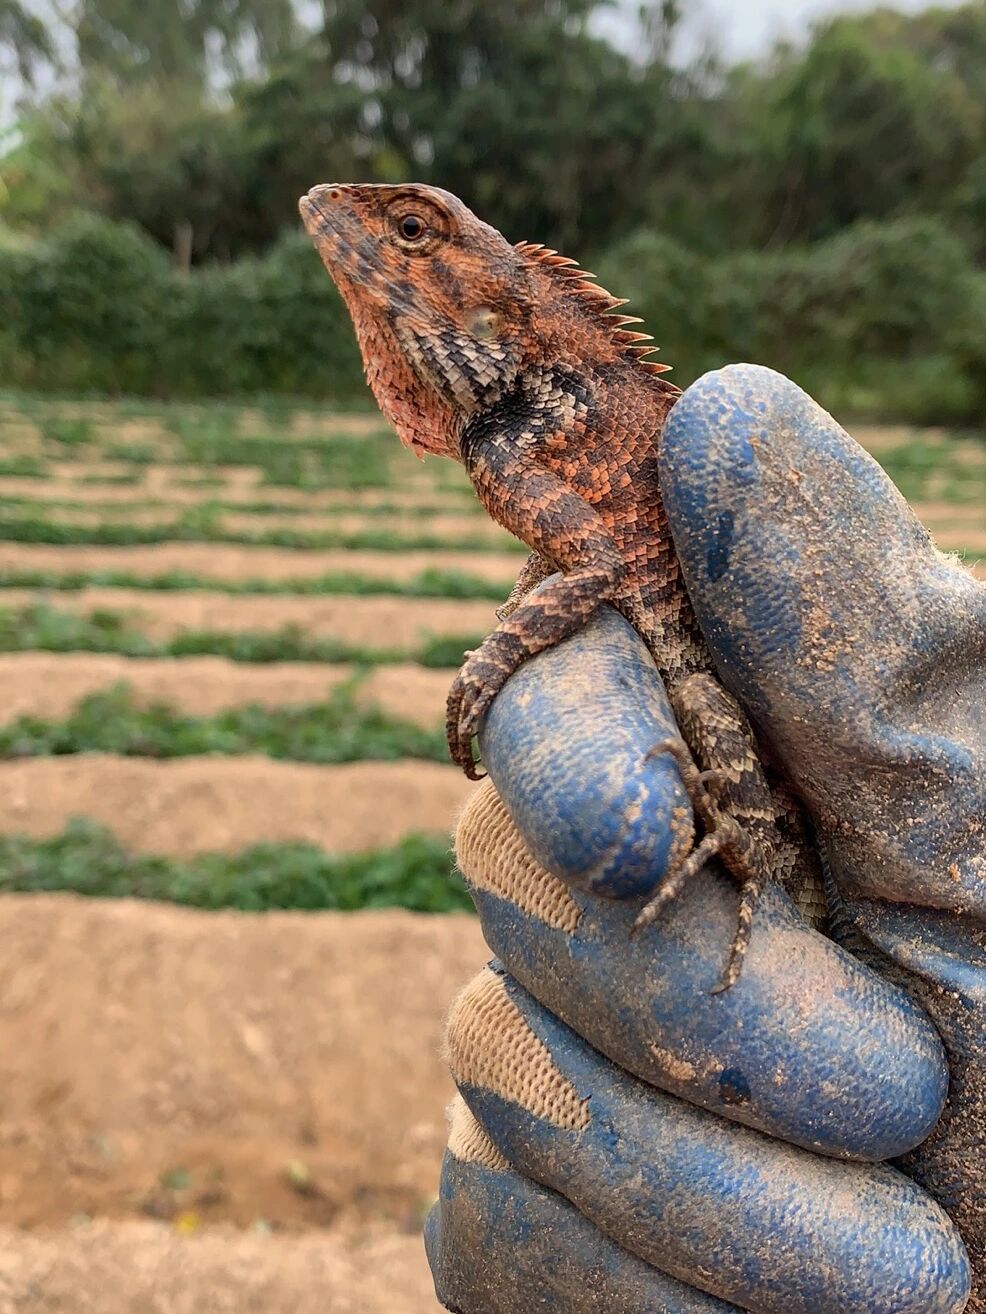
[300,182,822,990]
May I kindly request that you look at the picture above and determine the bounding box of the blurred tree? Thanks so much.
[230,0,715,254]
[747,6,985,244]
[1,0,984,271]
[0,0,56,85]
[73,0,298,88]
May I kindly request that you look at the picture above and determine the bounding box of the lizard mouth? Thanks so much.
[299,185,397,312]
[299,188,351,263]
[298,189,335,240]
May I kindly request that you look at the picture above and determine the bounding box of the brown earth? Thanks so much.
[0,756,475,855]
[0,541,521,586]
[49,461,247,486]
[0,1219,439,1314]
[286,410,385,437]
[0,476,475,513]
[0,653,451,725]
[852,424,952,453]
[913,501,986,528]
[6,505,511,545]
[938,530,986,555]
[0,588,496,649]
[0,896,485,1232]
[0,896,486,1312]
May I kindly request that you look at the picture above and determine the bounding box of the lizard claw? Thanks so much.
[446,663,499,779]
[445,632,528,779]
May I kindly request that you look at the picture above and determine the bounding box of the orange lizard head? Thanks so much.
[300,182,677,459]
[300,182,537,458]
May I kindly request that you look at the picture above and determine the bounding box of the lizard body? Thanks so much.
[300,182,820,988]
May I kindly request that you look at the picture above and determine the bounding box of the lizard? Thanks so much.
[299,181,822,991]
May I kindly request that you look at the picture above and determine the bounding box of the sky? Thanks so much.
[595,0,965,60]
[1,0,969,132]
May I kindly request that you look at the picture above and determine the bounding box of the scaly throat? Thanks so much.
[346,295,462,460]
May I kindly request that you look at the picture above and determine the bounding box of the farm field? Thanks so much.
[0,391,983,1311]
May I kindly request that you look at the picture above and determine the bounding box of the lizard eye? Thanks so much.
[397,214,426,241]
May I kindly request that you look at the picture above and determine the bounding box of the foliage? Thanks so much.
[0,820,472,913]
[1,0,985,419]
[168,413,397,488]
[0,602,481,668]
[1,201,984,420]
[0,215,364,398]
[0,0,54,84]
[747,11,985,245]
[0,509,520,551]
[0,680,447,762]
[599,216,986,423]
[0,566,509,600]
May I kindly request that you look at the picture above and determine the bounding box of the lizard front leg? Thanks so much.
[447,437,625,778]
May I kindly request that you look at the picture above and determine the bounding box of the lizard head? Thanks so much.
[300,182,537,458]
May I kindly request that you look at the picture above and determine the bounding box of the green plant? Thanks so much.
[0,566,510,601]
[0,602,482,667]
[41,417,93,447]
[0,820,472,913]
[0,681,447,763]
[0,511,522,552]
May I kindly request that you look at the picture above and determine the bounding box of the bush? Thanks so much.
[4,213,171,394]
[0,217,365,400]
[599,215,986,423]
[0,210,982,421]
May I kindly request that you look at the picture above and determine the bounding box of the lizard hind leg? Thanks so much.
[636,673,780,992]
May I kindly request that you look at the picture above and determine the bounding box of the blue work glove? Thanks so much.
[424,365,986,1314]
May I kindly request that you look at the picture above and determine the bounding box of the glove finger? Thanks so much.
[840,896,986,1313]
[460,758,947,1162]
[477,601,693,899]
[445,963,970,1314]
[659,364,986,1306]
[659,363,986,916]
[425,1096,740,1314]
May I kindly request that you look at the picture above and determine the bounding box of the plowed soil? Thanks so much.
[0,476,474,512]
[0,1221,437,1314]
[0,588,496,649]
[0,896,486,1229]
[0,653,451,724]
[0,541,520,585]
[0,401,980,1313]
[0,756,475,854]
[0,896,487,1312]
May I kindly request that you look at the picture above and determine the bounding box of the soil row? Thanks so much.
[0,652,452,724]
[0,473,475,512]
[0,1220,439,1314]
[0,893,484,1236]
[0,540,521,585]
[0,755,474,855]
[0,587,496,648]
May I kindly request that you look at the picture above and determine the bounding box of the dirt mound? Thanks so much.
[0,896,487,1232]
[0,476,472,513]
[0,653,452,724]
[0,588,496,649]
[0,541,520,585]
[0,756,474,854]
[0,1219,439,1314]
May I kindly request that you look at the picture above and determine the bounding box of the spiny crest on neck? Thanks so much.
[514,240,680,393]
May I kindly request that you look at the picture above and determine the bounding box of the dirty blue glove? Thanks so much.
[425,366,986,1314]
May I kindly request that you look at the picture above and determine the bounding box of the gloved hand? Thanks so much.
[424,365,986,1314]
